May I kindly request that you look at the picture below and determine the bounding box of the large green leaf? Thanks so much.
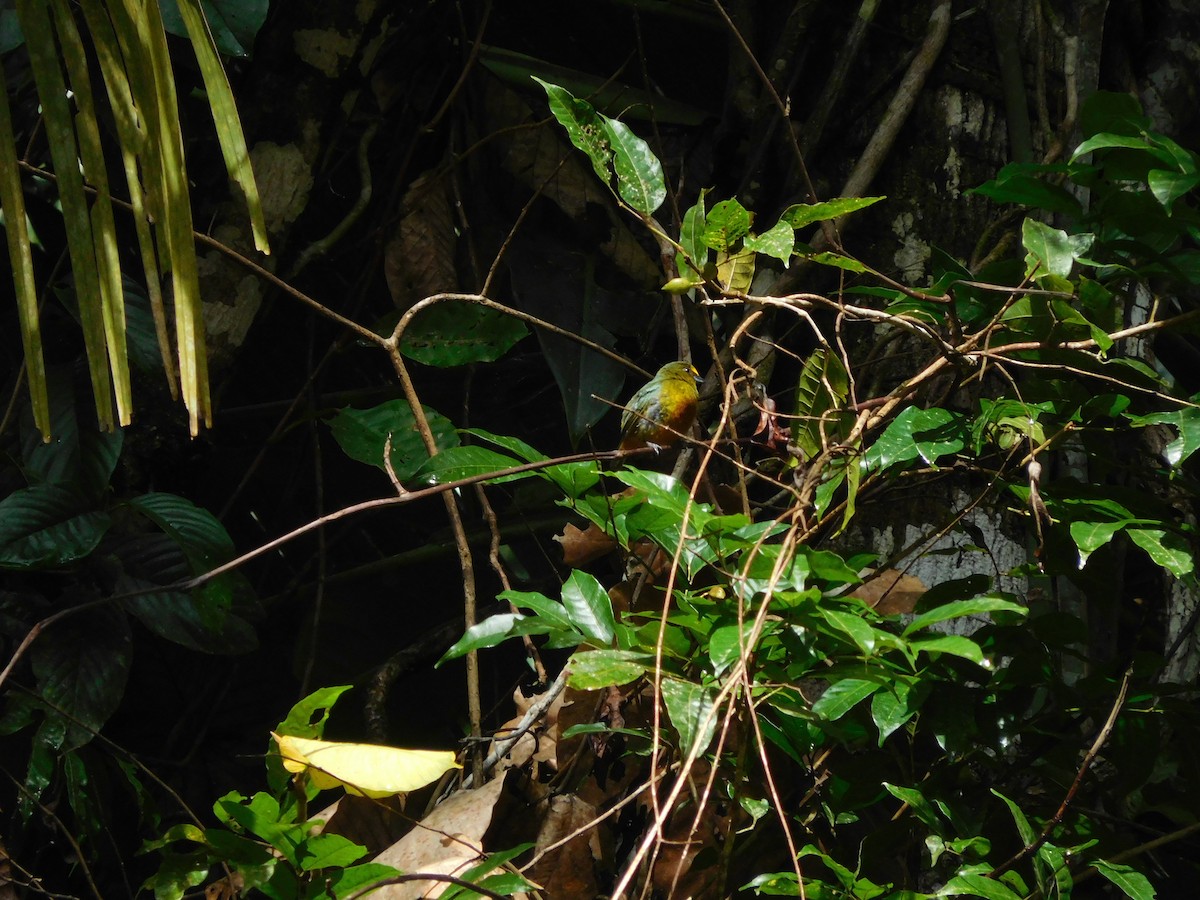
[864,406,964,471]
[793,347,850,458]
[20,368,122,499]
[400,303,528,367]
[115,534,257,654]
[566,649,652,689]
[127,493,236,572]
[327,400,460,480]
[0,485,111,569]
[31,604,130,749]
[602,117,665,215]
[661,677,719,757]
[414,445,529,486]
[1127,527,1194,577]
[560,570,616,646]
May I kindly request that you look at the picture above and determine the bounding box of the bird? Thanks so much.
[619,361,703,451]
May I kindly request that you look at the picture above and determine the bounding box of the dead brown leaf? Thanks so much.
[554,522,617,567]
[852,568,927,615]
[384,171,458,311]
[374,775,509,899]
[526,794,610,898]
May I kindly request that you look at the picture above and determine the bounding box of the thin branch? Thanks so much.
[989,665,1135,879]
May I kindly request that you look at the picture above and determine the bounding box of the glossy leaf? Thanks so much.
[903,597,1027,636]
[567,649,652,689]
[561,569,616,645]
[0,485,110,569]
[661,677,720,756]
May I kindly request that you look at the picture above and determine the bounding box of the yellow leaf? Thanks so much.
[273,733,460,798]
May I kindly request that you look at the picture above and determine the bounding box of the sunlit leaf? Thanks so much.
[274,733,459,798]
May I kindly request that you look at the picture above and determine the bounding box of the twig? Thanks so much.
[988,665,1134,879]
[465,665,570,786]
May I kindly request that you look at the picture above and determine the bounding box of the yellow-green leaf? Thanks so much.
[273,733,460,798]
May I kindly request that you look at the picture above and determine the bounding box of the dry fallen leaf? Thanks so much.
[852,568,928,615]
[373,775,510,899]
[554,522,617,567]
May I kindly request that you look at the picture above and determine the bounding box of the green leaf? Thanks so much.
[745,220,796,263]
[1148,169,1200,209]
[661,677,720,757]
[702,199,752,251]
[883,782,943,830]
[793,347,850,458]
[326,863,403,898]
[990,789,1037,846]
[438,613,546,663]
[602,117,666,215]
[864,406,964,471]
[816,607,877,655]
[297,832,367,871]
[159,0,268,58]
[31,605,130,748]
[127,493,235,572]
[939,873,1023,900]
[567,649,652,689]
[118,539,257,655]
[903,597,1027,635]
[0,485,111,569]
[561,569,616,645]
[812,677,880,721]
[708,622,757,677]
[327,400,460,480]
[806,251,867,273]
[780,196,884,229]
[1092,860,1156,900]
[534,77,612,187]
[1022,218,1075,280]
[1131,406,1200,466]
[169,0,270,252]
[872,682,917,744]
[1073,132,1157,158]
[716,246,756,293]
[20,368,122,498]
[1069,520,1128,568]
[414,446,528,485]
[400,303,527,367]
[676,191,709,279]
[968,163,1083,215]
[500,589,574,633]
[1127,527,1194,577]
[908,635,985,664]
